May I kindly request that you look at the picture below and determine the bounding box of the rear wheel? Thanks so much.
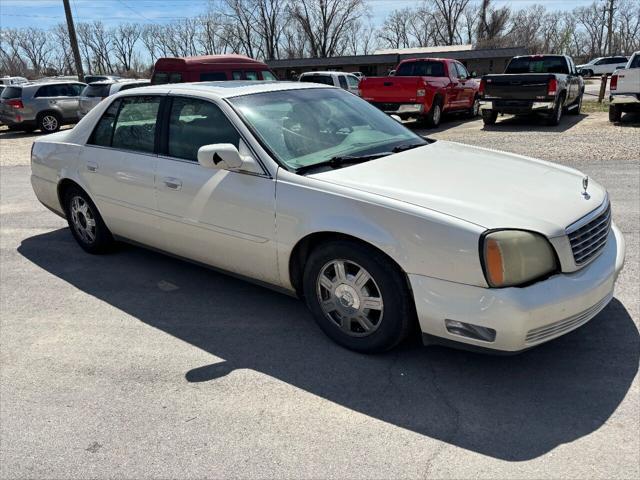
[481,110,498,125]
[303,240,414,353]
[546,95,564,126]
[38,112,61,133]
[422,99,442,127]
[63,186,114,254]
[609,104,622,122]
[568,92,583,115]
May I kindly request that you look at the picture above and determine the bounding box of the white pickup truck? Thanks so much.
[609,51,640,122]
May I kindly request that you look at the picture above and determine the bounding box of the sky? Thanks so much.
[0,0,598,30]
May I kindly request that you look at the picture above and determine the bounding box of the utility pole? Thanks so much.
[606,0,615,56]
[62,0,84,81]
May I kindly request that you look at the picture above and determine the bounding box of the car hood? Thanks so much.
[309,141,607,237]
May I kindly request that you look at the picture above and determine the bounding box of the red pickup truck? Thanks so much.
[359,58,480,127]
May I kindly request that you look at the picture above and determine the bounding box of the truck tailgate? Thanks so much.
[360,77,423,103]
[484,74,552,99]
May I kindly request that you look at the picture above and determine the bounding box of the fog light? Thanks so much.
[445,320,496,342]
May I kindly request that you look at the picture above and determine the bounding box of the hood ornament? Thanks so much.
[582,176,590,199]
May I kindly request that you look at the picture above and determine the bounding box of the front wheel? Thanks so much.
[609,104,622,122]
[481,110,498,125]
[63,186,114,254]
[303,241,415,353]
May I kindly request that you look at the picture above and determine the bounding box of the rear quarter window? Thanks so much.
[1,86,22,99]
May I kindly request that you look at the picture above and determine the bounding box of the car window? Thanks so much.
[118,82,148,92]
[346,75,359,88]
[630,55,640,68]
[168,73,182,84]
[455,63,469,78]
[1,86,22,99]
[167,97,240,161]
[300,74,334,86]
[505,56,569,74]
[261,70,277,81]
[338,75,348,90]
[82,84,111,98]
[69,84,84,96]
[232,71,243,80]
[200,72,227,81]
[229,88,426,170]
[396,61,446,77]
[88,99,121,147]
[595,59,607,65]
[245,71,258,80]
[110,96,161,153]
[151,72,168,85]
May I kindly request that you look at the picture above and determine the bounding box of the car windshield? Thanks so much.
[506,56,569,74]
[229,88,427,171]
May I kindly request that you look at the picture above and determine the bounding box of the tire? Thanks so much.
[422,98,443,127]
[38,111,61,133]
[302,240,415,353]
[584,69,593,78]
[546,95,564,126]
[609,104,622,122]
[63,185,114,254]
[568,92,583,115]
[481,110,498,125]
[467,95,480,118]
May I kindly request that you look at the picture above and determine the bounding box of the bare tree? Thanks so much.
[0,28,29,76]
[16,27,54,75]
[379,8,415,49]
[432,0,470,45]
[289,0,365,57]
[111,23,141,72]
[476,0,510,47]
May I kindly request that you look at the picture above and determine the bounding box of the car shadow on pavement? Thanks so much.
[18,229,639,462]
[481,113,587,132]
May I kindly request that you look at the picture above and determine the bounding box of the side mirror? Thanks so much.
[197,144,243,170]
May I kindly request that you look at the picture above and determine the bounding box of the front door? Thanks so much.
[78,95,163,246]
[154,96,279,285]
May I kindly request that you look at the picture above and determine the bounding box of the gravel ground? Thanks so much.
[1,112,639,479]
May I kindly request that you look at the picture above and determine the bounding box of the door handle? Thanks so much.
[86,161,98,172]
[163,177,182,190]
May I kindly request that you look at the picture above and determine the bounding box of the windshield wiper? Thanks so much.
[296,152,392,174]
[391,142,430,153]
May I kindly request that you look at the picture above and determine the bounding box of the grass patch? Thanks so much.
[581,101,610,113]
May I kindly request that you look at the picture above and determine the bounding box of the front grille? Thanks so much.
[525,294,612,345]
[567,201,612,266]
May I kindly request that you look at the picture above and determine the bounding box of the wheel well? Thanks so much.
[57,178,84,213]
[288,232,410,298]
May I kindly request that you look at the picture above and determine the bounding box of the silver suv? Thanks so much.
[79,79,150,119]
[0,81,86,133]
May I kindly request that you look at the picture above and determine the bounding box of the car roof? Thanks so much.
[300,71,358,77]
[119,80,331,99]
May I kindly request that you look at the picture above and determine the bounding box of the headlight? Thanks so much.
[481,230,557,288]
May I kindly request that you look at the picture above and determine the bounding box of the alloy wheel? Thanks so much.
[316,259,384,337]
[42,115,58,132]
[70,196,96,244]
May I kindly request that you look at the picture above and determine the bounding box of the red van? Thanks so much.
[151,54,278,84]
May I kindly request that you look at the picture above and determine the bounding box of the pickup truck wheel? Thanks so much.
[609,104,622,122]
[422,100,442,127]
[547,96,564,126]
[468,96,480,118]
[481,110,498,125]
[568,93,583,115]
[63,186,114,254]
[303,240,414,353]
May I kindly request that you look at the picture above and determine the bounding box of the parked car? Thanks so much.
[0,80,86,133]
[609,51,640,122]
[151,54,277,84]
[577,56,628,77]
[479,54,584,126]
[298,71,360,95]
[79,79,150,119]
[30,81,625,354]
[359,58,480,127]
[83,74,122,84]
[1,76,28,85]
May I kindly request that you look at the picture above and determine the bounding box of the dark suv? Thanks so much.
[0,81,86,133]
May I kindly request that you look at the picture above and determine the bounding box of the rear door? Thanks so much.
[154,95,278,283]
[79,95,163,246]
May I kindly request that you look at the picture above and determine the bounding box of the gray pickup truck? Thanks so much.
[479,55,584,126]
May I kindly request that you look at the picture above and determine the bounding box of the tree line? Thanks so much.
[1,0,639,78]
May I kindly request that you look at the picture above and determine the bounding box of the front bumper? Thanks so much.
[409,223,626,352]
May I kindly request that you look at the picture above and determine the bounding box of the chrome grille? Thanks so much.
[525,294,612,345]
[567,202,611,266]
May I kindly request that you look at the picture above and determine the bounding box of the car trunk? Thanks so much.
[484,74,554,99]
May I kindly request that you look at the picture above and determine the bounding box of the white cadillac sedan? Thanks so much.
[30,81,626,353]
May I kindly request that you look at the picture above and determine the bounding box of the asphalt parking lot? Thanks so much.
[1,111,639,479]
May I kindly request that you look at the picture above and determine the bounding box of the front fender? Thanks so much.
[275,169,488,291]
